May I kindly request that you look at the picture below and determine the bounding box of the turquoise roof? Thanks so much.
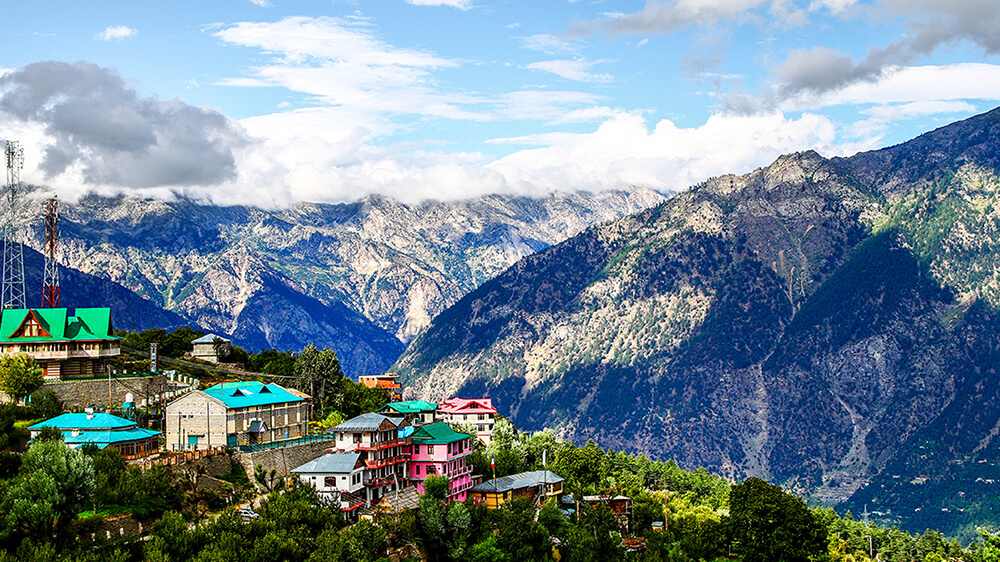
[203,381,307,409]
[410,422,472,445]
[62,427,161,448]
[381,400,438,414]
[0,308,119,343]
[29,412,136,431]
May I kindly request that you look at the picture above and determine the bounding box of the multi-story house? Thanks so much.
[469,470,565,509]
[291,452,367,520]
[379,400,438,426]
[436,398,497,445]
[165,381,310,450]
[0,308,120,380]
[358,373,402,402]
[407,422,474,502]
[329,412,410,506]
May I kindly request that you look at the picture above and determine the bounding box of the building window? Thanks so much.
[428,445,434,455]
[325,476,336,487]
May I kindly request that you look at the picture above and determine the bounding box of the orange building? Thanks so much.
[358,373,402,401]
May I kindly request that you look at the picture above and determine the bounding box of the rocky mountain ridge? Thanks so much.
[18,188,665,377]
[394,107,1000,536]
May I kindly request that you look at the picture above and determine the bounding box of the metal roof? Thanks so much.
[291,452,363,474]
[29,412,137,431]
[191,334,231,344]
[470,470,564,494]
[380,400,438,414]
[0,308,119,343]
[62,427,161,448]
[410,422,472,445]
[331,412,404,432]
[202,381,307,409]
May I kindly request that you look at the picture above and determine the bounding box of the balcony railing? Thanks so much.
[356,437,411,451]
[364,453,410,470]
[363,473,401,487]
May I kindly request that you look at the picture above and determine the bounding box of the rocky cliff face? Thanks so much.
[20,188,664,377]
[394,108,1000,533]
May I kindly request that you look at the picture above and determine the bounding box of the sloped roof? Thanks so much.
[410,422,472,445]
[202,381,307,409]
[0,308,119,343]
[381,400,438,414]
[191,334,231,344]
[438,398,496,415]
[29,412,136,431]
[470,470,564,494]
[291,452,363,474]
[375,486,420,512]
[63,427,161,448]
[331,412,404,432]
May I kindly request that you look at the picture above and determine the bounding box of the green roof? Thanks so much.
[381,400,438,414]
[203,381,307,409]
[410,422,472,445]
[0,308,119,343]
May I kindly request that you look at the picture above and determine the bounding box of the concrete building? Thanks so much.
[329,412,410,506]
[408,422,474,502]
[291,452,367,519]
[469,470,564,509]
[0,308,120,380]
[436,398,497,446]
[165,381,310,451]
[358,373,402,401]
[29,411,160,458]
[190,334,232,364]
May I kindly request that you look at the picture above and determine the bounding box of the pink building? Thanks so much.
[437,398,497,446]
[407,422,475,502]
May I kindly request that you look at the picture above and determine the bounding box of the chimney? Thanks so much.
[85,407,94,420]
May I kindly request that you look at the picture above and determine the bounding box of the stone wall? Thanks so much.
[237,439,337,483]
[40,375,167,409]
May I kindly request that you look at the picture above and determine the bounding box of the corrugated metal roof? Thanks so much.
[291,452,363,474]
[470,470,564,494]
[0,308,119,343]
[410,422,472,445]
[191,334,230,344]
[63,427,161,447]
[29,412,136,431]
[203,381,307,409]
[381,400,438,414]
[331,412,404,432]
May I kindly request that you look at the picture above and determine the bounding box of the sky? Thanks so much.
[1,0,998,207]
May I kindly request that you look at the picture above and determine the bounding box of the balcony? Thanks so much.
[356,437,411,451]
[363,473,401,487]
[364,453,410,470]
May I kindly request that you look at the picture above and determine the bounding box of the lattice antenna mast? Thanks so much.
[2,141,26,310]
[42,197,60,308]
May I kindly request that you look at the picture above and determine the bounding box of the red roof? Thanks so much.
[437,398,497,415]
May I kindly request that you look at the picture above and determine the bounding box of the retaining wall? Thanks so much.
[237,439,337,481]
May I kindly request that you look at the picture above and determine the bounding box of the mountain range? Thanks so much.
[394,107,1000,537]
[16,188,665,377]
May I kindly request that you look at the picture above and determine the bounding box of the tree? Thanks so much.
[726,477,827,562]
[27,390,63,420]
[293,345,344,419]
[0,353,43,404]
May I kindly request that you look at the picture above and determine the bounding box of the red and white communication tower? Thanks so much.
[41,197,59,308]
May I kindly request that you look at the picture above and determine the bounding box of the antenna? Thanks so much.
[42,197,60,308]
[2,141,26,310]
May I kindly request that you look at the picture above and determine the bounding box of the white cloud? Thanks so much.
[96,25,137,42]
[405,0,473,9]
[520,34,582,55]
[248,0,273,6]
[526,58,614,83]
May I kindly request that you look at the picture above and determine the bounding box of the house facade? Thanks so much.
[436,398,497,445]
[407,422,474,502]
[291,452,367,519]
[469,470,564,509]
[29,411,160,458]
[329,412,410,507]
[164,381,310,451]
[358,373,402,401]
[0,308,120,380]
[190,334,232,364]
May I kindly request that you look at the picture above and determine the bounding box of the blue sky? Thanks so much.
[2,0,999,206]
